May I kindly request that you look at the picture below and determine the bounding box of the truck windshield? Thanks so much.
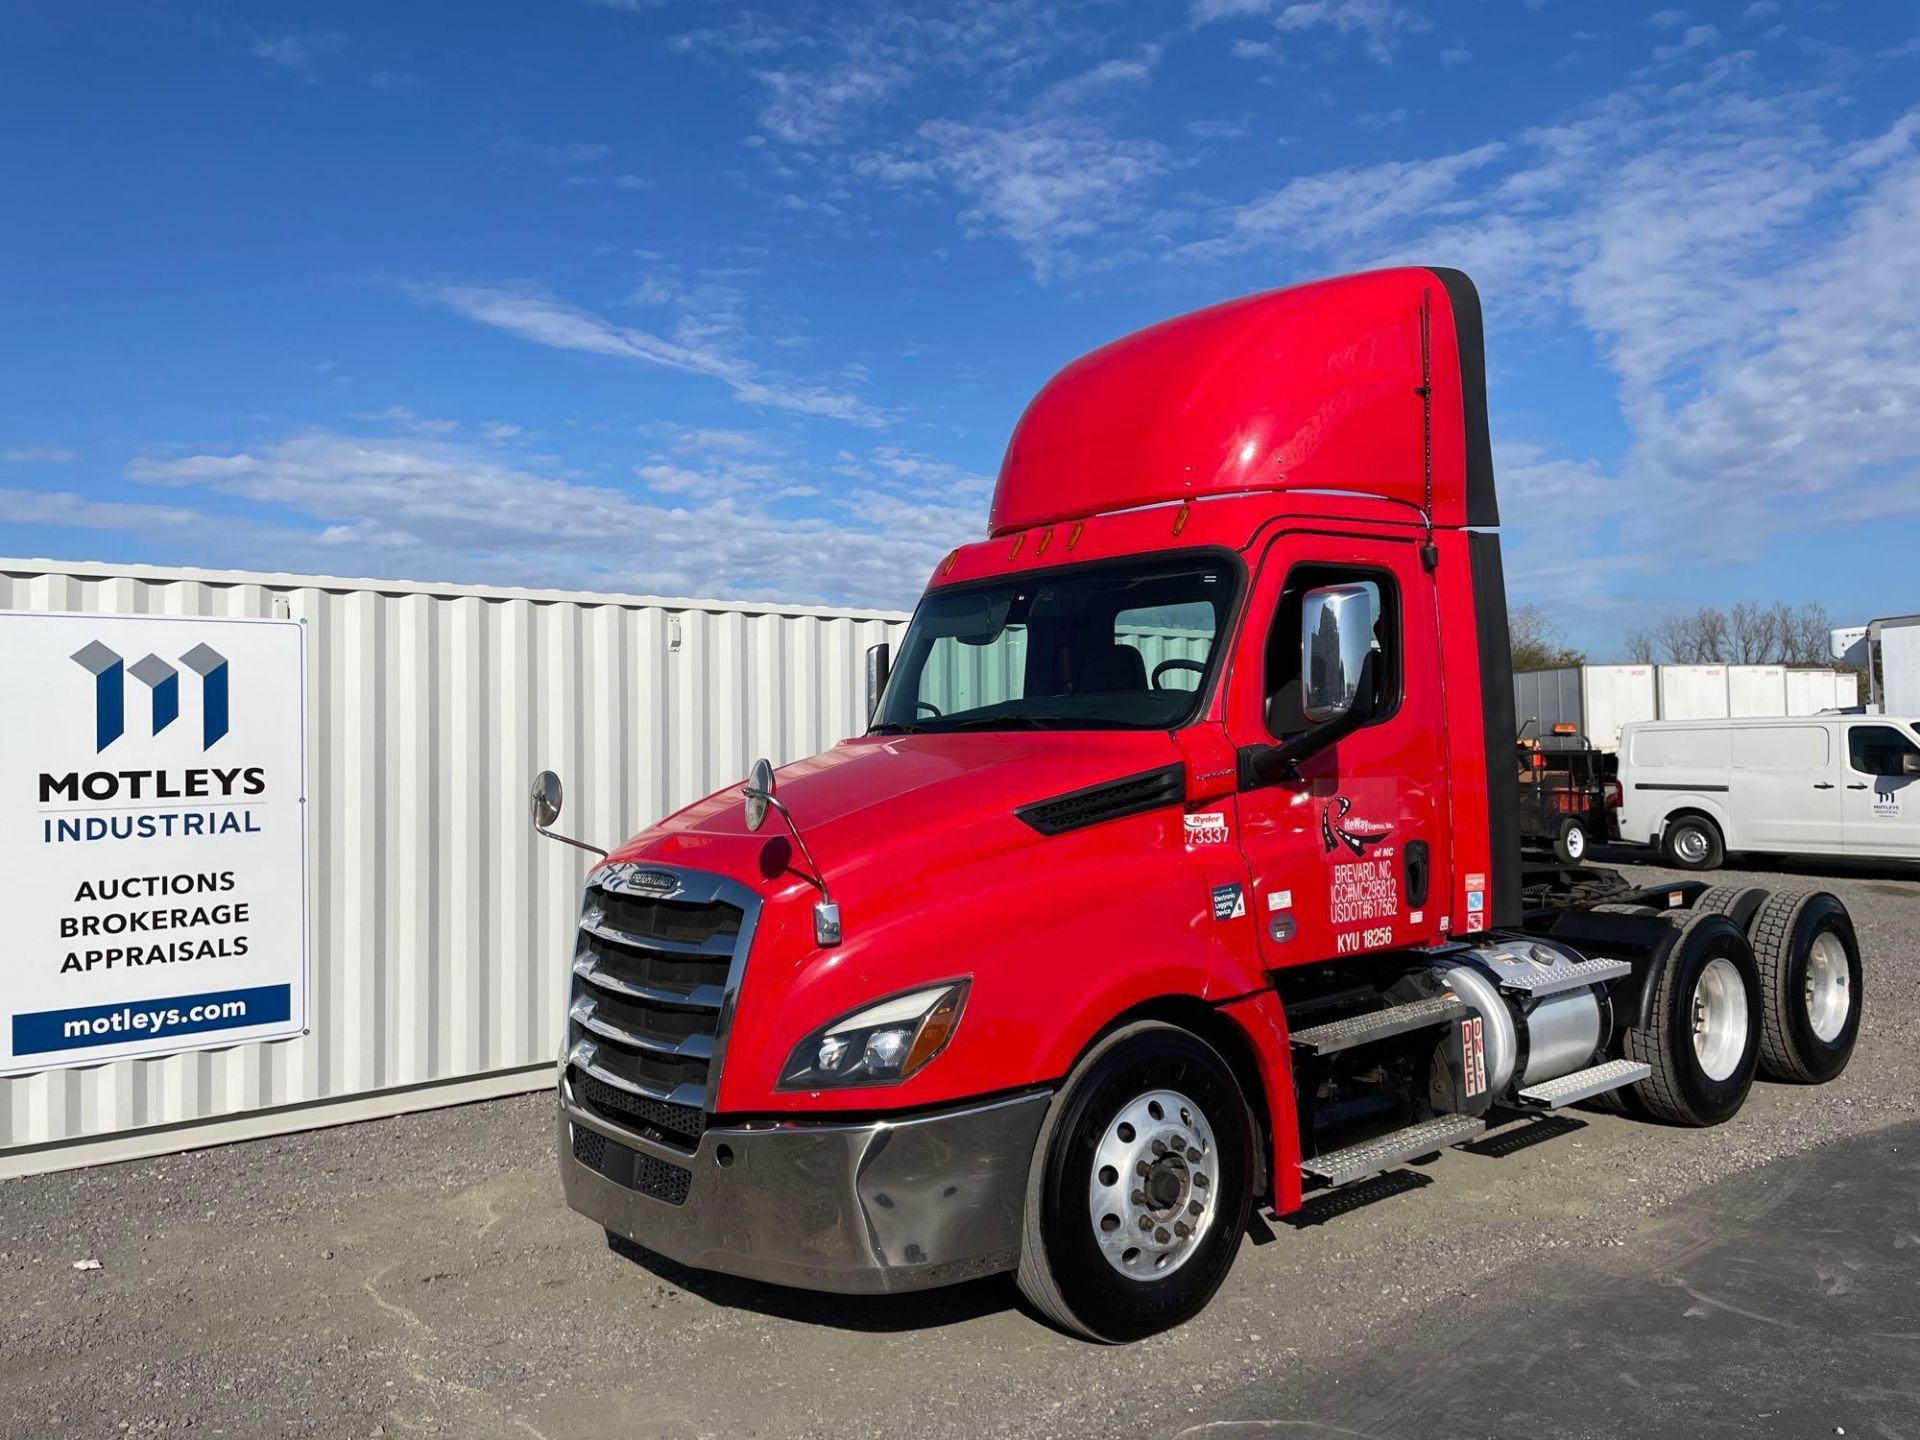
[873,555,1239,733]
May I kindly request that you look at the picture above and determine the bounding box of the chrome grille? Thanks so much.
[565,866,758,1155]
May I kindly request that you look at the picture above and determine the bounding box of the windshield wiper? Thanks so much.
[943,713,1074,731]
[868,720,933,734]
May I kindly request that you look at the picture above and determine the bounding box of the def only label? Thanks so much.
[0,612,309,1074]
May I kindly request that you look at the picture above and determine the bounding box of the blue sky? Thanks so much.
[3,1,1917,654]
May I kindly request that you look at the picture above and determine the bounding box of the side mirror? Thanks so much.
[743,757,775,831]
[531,769,564,830]
[529,769,608,858]
[865,642,892,725]
[1301,584,1375,726]
[1903,753,1920,777]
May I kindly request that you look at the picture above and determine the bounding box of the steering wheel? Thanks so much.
[916,700,944,718]
[1151,658,1206,690]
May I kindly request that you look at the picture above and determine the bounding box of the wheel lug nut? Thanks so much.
[1175,1221,1190,1238]
[1138,1215,1153,1231]
[1193,1173,1209,1189]
[1186,1147,1202,1162]
[1131,1190,1147,1206]
[1154,1227,1171,1243]
[1189,1199,1204,1216]
[1150,1139,1168,1156]
[1136,1160,1150,1176]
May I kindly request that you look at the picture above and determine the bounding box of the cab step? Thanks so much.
[1515,1058,1651,1109]
[1290,996,1470,1057]
[1299,1113,1486,1187]
[1496,956,1632,999]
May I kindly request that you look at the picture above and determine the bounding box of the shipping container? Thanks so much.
[0,558,908,1178]
[1785,668,1839,715]
[1726,665,1787,717]
[1657,665,1730,721]
[1511,664,1657,751]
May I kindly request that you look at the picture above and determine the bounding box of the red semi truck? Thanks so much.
[533,268,1865,1341]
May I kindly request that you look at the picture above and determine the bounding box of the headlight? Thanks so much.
[777,981,969,1090]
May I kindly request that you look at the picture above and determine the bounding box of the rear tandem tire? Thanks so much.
[1689,884,1770,933]
[1623,910,1761,1126]
[1016,1021,1254,1343]
[1746,889,1863,1084]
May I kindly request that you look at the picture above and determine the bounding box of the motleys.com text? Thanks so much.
[64,996,250,1040]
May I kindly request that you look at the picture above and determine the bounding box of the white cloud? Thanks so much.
[419,283,885,426]
[251,34,346,83]
[1192,0,1429,64]
[0,445,79,462]
[1192,142,1502,257]
[860,116,1169,281]
[119,428,962,606]
[494,137,612,167]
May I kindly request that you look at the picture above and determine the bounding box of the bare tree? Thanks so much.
[1510,604,1586,672]
[1633,601,1842,666]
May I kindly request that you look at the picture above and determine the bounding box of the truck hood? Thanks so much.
[605,729,1185,894]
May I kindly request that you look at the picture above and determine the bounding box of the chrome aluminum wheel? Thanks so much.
[1673,826,1711,864]
[1804,932,1852,1042]
[1692,955,1750,1081]
[1088,1088,1219,1280]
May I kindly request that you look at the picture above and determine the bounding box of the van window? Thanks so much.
[1732,725,1829,772]
[1632,727,1730,769]
[1846,724,1920,778]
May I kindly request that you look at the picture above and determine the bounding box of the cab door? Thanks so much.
[1225,529,1449,968]
[1840,720,1920,856]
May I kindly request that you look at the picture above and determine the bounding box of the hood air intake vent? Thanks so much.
[1016,763,1185,837]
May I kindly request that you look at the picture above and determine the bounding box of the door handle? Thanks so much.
[1847,783,1869,791]
[1813,782,1834,789]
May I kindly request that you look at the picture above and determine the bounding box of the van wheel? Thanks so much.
[1017,1021,1253,1343]
[1623,911,1760,1125]
[1553,817,1588,864]
[1747,890,1862,1083]
[1662,815,1724,871]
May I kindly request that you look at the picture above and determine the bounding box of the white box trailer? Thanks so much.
[1658,665,1731,720]
[1727,665,1787,716]
[1512,664,1657,751]
[1786,669,1840,715]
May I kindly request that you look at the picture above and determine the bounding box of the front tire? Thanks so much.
[1662,814,1724,871]
[1623,911,1761,1125]
[1747,890,1862,1083]
[1017,1021,1253,1343]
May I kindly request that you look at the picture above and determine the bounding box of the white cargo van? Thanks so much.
[1618,716,1920,869]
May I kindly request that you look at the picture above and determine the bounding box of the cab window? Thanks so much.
[1846,724,1920,778]
[1262,567,1399,741]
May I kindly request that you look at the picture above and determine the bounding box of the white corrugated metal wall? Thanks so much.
[0,559,906,1176]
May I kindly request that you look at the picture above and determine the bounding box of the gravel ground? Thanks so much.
[2,855,1915,1440]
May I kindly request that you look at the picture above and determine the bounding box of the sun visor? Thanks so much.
[989,266,1496,536]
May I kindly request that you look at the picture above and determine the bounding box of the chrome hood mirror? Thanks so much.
[529,769,608,858]
[742,756,774,832]
[740,755,841,947]
[531,769,564,830]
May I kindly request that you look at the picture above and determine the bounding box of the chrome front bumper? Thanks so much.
[559,1078,1052,1294]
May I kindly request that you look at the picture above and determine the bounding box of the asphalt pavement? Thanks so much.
[2,855,1916,1440]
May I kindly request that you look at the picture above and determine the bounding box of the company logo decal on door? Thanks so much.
[1320,795,1393,856]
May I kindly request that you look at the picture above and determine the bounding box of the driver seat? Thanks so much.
[1078,642,1147,693]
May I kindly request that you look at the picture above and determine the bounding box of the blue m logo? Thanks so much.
[71,641,230,752]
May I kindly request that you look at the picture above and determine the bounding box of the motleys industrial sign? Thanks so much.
[0,612,307,1074]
